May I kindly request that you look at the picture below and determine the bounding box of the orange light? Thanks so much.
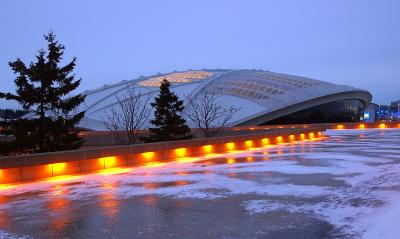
[309,132,314,139]
[98,156,117,169]
[142,152,155,161]
[318,131,322,137]
[203,145,213,154]
[276,136,283,143]
[262,138,269,146]
[289,135,295,141]
[379,123,386,129]
[105,156,117,168]
[175,148,187,158]
[51,184,66,196]
[227,158,235,164]
[144,162,166,167]
[0,184,17,191]
[246,157,253,162]
[203,153,219,158]
[358,123,366,129]
[245,140,253,148]
[337,124,345,129]
[300,133,305,140]
[226,142,235,151]
[250,127,255,131]
[398,123,400,128]
[47,164,53,173]
[177,157,197,163]
[52,163,66,174]
[46,175,81,183]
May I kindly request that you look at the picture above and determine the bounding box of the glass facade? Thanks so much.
[138,71,213,87]
[210,70,331,106]
[263,99,366,125]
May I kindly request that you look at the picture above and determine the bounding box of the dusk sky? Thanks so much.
[1,0,399,108]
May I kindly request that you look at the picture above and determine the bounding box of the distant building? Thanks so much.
[78,69,372,130]
[375,100,400,122]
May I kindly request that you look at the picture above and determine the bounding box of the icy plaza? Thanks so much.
[0,128,399,238]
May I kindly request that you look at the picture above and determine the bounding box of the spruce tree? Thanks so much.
[0,32,85,153]
[144,79,192,142]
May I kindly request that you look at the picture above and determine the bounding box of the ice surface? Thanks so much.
[0,231,31,239]
[0,128,399,238]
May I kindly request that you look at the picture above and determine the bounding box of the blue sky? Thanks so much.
[1,0,399,108]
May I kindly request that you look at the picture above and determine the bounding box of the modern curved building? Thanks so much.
[79,69,372,130]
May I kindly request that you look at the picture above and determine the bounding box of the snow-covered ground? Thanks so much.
[0,128,399,238]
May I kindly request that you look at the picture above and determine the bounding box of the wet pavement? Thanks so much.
[0,129,400,239]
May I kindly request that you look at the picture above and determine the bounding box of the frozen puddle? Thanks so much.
[0,129,399,238]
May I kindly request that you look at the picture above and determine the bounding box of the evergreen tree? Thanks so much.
[144,79,192,142]
[0,32,85,153]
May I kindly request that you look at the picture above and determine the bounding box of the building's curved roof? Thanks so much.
[79,69,372,130]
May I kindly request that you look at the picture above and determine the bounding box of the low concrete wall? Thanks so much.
[0,127,325,184]
[230,122,400,131]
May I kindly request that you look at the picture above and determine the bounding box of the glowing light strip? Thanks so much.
[142,152,155,161]
[245,140,253,148]
[203,145,213,154]
[46,175,81,183]
[97,167,131,176]
[226,142,235,151]
[0,184,17,191]
[175,148,187,158]
[276,136,283,143]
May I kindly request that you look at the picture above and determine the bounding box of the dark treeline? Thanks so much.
[0,109,29,120]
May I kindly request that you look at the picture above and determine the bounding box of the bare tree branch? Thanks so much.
[103,86,152,144]
[185,90,240,138]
